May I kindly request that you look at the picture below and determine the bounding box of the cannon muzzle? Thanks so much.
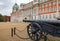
[23,19,36,22]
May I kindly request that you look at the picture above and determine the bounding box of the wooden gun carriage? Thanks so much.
[23,20,60,41]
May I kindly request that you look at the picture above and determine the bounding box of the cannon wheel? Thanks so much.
[27,22,42,41]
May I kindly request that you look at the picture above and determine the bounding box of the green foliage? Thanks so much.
[0,14,4,22]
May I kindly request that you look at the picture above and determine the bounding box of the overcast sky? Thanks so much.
[0,0,33,16]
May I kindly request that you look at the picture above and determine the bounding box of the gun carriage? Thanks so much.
[23,20,60,41]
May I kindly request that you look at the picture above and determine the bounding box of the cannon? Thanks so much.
[23,20,60,41]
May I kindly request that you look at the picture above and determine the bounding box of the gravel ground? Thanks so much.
[0,22,60,41]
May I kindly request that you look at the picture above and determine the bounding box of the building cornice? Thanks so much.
[19,0,55,10]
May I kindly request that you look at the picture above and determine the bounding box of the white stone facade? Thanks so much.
[11,0,60,22]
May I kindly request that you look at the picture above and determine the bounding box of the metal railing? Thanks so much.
[11,27,30,39]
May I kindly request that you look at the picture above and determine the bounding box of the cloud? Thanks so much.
[0,2,4,5]
[0,0,15,16]
[0,0,33,16]
[16,0,33,5]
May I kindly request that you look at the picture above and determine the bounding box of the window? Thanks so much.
[49,3,51,7]
[39,16,41,19]
[53,2,56,6]
[34,0,37,2]
[53,6,57,12]
[53,14,56,18]
[39,9,41,13]
[58,6,60,11]
[45,3,47,8]
[40,0,44,3]
[46,15,48,19]
[43,15,44,19]
[45,8,49,13]
[49,14,51,19]
[42,9,44,13]
[58,0,60,4]
[40,0,48,2]
[49,6,53,12]
[33,8,36,15]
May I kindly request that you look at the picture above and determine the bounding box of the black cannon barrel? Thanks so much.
[23,20,60,26]
[41,20,60,26]
[23,19,60,37]
[23,19,38,22]
[23,19,60,24]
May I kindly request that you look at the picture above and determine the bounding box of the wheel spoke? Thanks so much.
[32,34,35,40]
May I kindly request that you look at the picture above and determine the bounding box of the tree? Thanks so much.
[0,14,4,22]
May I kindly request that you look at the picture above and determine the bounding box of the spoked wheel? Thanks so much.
[27,22,42,41]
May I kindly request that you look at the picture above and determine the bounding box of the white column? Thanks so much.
[57,0,59,16]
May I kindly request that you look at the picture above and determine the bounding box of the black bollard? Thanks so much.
[14,27,16,35]
[34,34,39,41]
[43,32,47,41]
[11,28,13,37]
[44,35,47,41]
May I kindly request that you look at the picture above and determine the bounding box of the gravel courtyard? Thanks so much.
[0,22,60,41]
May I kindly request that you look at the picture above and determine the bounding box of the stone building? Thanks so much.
[39,0,60,20]
[11,0,60,22]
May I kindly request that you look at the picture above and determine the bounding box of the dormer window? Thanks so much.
[34,0,37,2]
[40,0,48,3]
[34,0,38,2]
